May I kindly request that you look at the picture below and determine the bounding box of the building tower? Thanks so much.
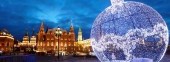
[69,21,75,42]
[30,28,36,47]
[39,22,45,35]
[68,20,75,54]
[22,30,29,45]
[77,27,82,42]
[38,22,45,41]
[37,22,45,52]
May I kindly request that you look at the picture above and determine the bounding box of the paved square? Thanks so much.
[36,55,170,62]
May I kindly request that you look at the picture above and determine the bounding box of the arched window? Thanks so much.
[47,42,49,46]
[40,42,42,46]
[51,42,53,46]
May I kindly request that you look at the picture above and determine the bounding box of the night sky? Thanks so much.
[0,0,169,41]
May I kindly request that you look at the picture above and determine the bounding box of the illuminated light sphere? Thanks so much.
[90,0,169,62]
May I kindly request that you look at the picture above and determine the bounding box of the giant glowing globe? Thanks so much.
[90,0,169,62]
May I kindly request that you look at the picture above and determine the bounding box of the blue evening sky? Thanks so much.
[0,0,169,41]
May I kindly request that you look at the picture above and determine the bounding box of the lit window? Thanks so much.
[56,42,58,46]
[61,42,63,46]
[51,42,53,46]
[40,42,42,46]
[69,42,71,46]
[47,38,49,40]
[64,43,67,47]
[47,42,49,46]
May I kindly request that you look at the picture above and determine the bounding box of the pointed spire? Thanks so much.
[79,27,82,32]
[39,21,45,33]
[70,20,73,27]
[40,21,44,30]
[70,20,74,32]
[32,28,35,36]
[25,28,29,36]
[41,21,44,28]
[25,32,29,36]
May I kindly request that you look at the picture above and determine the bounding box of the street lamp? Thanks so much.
[55,27,62,60]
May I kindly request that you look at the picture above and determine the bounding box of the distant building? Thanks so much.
[30,31,36,47]
[74,28,93,55]
[0,29,14,53]
[18,29,36,52]
[19,32,29,46]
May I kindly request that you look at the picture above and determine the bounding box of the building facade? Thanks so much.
[18,29,36,52]
[36,22,75,55]
[0,29,14,53]
[17,22,93,56]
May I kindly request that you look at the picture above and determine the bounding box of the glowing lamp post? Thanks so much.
[55,27,62,60]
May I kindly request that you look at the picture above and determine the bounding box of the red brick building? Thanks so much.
[36,22,75,55]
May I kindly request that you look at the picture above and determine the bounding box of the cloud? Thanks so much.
[0,0,169,41]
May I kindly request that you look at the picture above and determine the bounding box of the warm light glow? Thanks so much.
[55,31,59,34]
[51,42,53,46]
[57,27,60,30]
[55,28,62,35]
[47,42,49,46]
[59,31,62,34]
[3,32,6,35]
